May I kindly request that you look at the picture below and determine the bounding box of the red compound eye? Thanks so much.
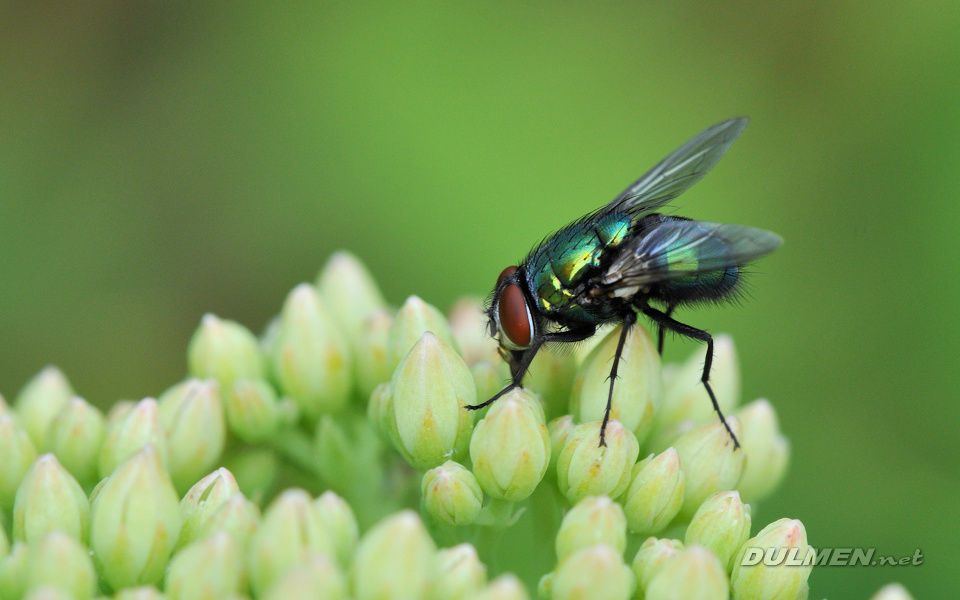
[497,283,533,348]
[497,265,518,287]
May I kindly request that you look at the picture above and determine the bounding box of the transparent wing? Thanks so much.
[601,219,782,287]
[603,117,750,217]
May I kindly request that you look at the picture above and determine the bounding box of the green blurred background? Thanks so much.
[2,2,957,597]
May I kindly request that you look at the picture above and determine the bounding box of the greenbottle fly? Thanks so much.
[466,118,781,448]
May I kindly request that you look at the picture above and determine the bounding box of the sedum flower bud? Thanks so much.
[555,496,627,561]
[316,251,388,341]
[869,584,915,600]
[247,489,337,597]
[448,297,500,367]
[735,399,790,502]
[645,545,728,600]
[355,308,395,399]
[157,379,226,493]
[0,542,28,600]
[164,532,244,600]
[469,388,549,502]
[98,398,167,479]
[620,448,684,536]
[187,314,265,389]
[177,468,241,550]
[0,414,38,512]
[350,511,436,600]
[225,378,279,443]
[387,295,458,373]
[547,415,575,477]
[26,532,96,600]
[268,284,352,419]
[471,574,530,600]
[45,397,105,486]
[655,335,739,431]
[550,544,635,600]
[556,421,639,504]
[312,491,359,568]
[421,461,484,526]
[113,586,167,600]
[13,454,89,544]
[105,400,135,430]
[684,490,751,573]
[14,366,74,451]
[367,382,396,441]
[194,492,260,549]
[22,587,75,600]
[570,325,661,445]
[731,518,812,600]
[631,537,683,597]
[262,553,347,600]
[672,418,744,520]
[0,525,8,561]
[90,445,181,590]
[431,544,487,600]
[389,332,475,470]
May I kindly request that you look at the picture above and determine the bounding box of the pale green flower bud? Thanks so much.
[13,455,89,544]
[731,518,812,600]
[223,448,277,503]
[157,379,225,493]
[547,415,575,477]
[268,284,352,419]
[869,584,915,600]
[14,367,74,451]
[247,489,337,597]
[642,420,695,456]
[471,574,529,600]
[448,297,500,367]
[550,544,635,600]
[0,415,38,511]
[105,400,135,431]
[621,448,684,536]
[685,490,751,572]
[226,378,280,443]
[555,496,627,561]
[45,397,105,486]
[735,399,790,502]
[431,544,487,600]
[90,445,181,590]
[556,421,639,504]
[26,532,96,600]
[355,309,395,399]
[421,461,484,526]
[187,314,265,389]
[262,553,347,600]
[22,587,74,600]
[0,524,8,560]
[645,545,728,600]
[98,398,167,479]
[672,418,744,520]
[316,251,388,340]
[177,468,241,550]
[570,325,661,445]
[389,332,475,470]
[387,295,458,372]
[194,492,260,549]
[630,537,683,597]
[469,388,549,502]
[113,586,166,600]
[655,335,739,431]
[165,532,244,600]
[312,491,359,568]
[351,511,436,600]
[367,382,396,441]
[0,542,28,600]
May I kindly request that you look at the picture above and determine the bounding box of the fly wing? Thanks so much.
[601,219,782,288]
[603,118,750,217]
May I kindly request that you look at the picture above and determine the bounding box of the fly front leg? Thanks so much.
[640,306,740,449]
[466,325,596,411]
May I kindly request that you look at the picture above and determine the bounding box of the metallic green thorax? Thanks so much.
[525,212,631,322]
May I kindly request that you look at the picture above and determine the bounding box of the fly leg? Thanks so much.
[640,306,740,449]
[600,310,637,447]
[656,304,675,356]
[465,325,596,411]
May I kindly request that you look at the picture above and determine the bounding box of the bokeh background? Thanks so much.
[2,2,957,597]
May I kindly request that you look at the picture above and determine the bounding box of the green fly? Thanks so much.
[467,118,781,447]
